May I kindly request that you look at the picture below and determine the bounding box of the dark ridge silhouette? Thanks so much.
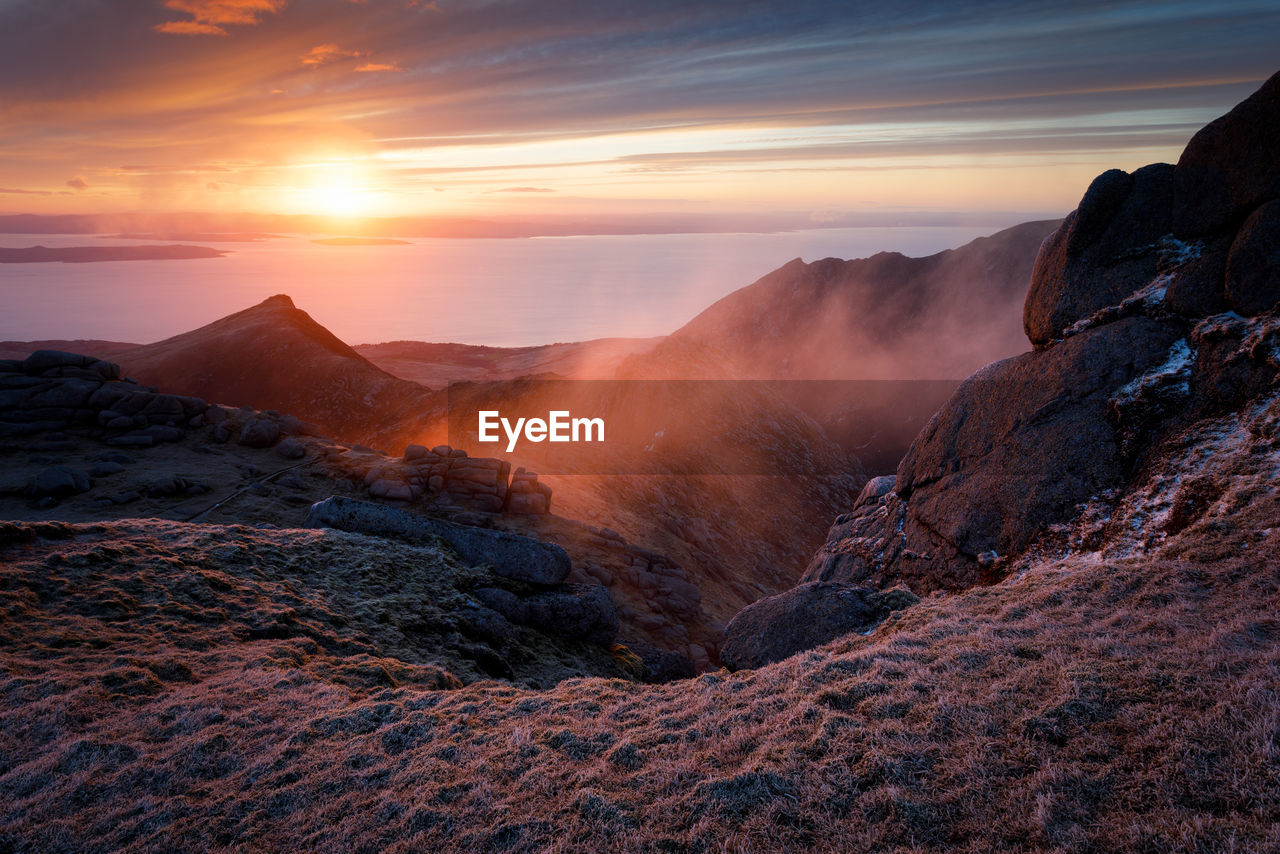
[0,244,225,263]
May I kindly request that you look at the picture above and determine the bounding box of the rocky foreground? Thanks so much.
[2,458,1278,850]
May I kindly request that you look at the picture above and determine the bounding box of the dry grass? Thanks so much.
[3,492,1279,851]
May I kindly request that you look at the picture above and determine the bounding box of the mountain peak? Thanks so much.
[115,296,424,443]
[258,294,296,310]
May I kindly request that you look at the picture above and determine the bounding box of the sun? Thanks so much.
[309,177,374,217]
[300,164,378,217]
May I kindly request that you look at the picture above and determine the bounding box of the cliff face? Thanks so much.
[796,71,1280,597]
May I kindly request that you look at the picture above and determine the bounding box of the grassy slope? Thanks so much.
[2,481,1278,851]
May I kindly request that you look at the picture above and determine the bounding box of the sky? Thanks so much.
[1,0,1277,226]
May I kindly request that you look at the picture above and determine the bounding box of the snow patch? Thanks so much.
[1156,234,1204,267]
[1061,273,1173,340]
[1113,339,1194,405]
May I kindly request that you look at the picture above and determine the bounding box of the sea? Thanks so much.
[0,226,1002,347]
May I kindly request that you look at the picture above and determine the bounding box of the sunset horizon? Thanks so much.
[3,1,1277,227]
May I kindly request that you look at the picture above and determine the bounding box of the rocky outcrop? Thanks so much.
[321,443,552,515]
[720,583,918,670]
[304,496,570,585]
[1225,199,1280,317]
[304,496,626,655]
[0,350,207,445]
[802,70,1280,599]
[1023,165,1173,346]
[1172,71,1280,236]
[473,584,618,646]
[1025,70,1280,346]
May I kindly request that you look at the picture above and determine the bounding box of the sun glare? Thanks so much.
[301,164,378,217]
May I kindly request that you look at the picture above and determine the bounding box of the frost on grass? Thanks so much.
[4,477,1280,852]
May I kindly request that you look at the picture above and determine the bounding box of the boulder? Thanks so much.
[1164,237,1229,318]
[275,437,307,459]
[721,582,918,671]
[454,602,515,646]
[522,586,618,645]
[506,491,549,515]
[28,466,91,498]
[1172,69,1280,236]
[621,638,697,683]
[1023,164,1173,346]
[856,474,896,505]
[146,476,206,498]
[474,584,619,645]
[238,418,280,448]
[369,478,414,501]
[141,425,184,443]
[805,317,1183,592]
[1225,199,1280,316]
[896,316,1182,585]
[29,379,100,410]
[22,350,117,378]
[304,496,571,585]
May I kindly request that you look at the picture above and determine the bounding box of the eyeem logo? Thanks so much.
[478,410,605,453]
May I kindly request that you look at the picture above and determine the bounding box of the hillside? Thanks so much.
[3,473,1278,850]
[114,295,429,445]
[354,338,661,387]
[673,219,1060,381]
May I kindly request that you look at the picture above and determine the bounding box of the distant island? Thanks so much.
[311,237,412,246]
[102,232,282,242]
[0,245,226,263]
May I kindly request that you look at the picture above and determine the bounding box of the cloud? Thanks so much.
[0,187,52,196]
[66,177,89,191]
[207,181,223,190]
[155,0,285,36]
[354,62,401,72]
[491,186,556,193]
[302,44,365,67]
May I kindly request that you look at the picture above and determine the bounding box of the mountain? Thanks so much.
[672,218,1060,381]
[726,70,1280,659]
[354,337,661,388]
[114,295,428,445]
[0,339,138,361]
[647,219,1058,470]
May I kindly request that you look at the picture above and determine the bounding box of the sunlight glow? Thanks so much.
[300,164,379,217]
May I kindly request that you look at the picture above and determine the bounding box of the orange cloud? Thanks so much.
[155,0,285,36]
[354,62,401,72]
[302,44,364,67]
[66,177,89,191]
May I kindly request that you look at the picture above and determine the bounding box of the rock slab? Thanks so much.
[720,582,918,671]
[304,496,571,585]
